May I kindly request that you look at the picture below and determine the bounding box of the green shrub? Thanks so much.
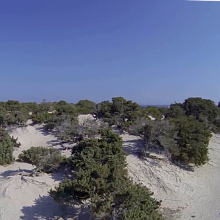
[18,147,64,173]
[0,128,14,165]
[173,117,211,166]
[50,129,162,219]
[76,99,96,114]
[144,106,163,119]
[130,115,211,166]
[94,97,141,131]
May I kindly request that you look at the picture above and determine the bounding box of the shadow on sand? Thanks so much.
[20,195,63,220]
[35,127,54,136]
[123,139,145,158]
[20,195,91,220]
[0,169,32,178]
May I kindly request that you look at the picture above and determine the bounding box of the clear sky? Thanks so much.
[0,0,220,104]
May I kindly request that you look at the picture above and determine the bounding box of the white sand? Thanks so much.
[0,162,62,220]
[11,120,57,160]
[122,133,220,220]
[0,122,64,220]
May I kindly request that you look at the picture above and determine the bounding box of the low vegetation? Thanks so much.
[18,147,65,173]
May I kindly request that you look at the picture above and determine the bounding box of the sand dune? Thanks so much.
[122,133,220,220]
[0,119,220,219]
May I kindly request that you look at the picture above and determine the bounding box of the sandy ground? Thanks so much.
[0,117,220,219]
[122,133,220,220]
[0,163,62,220]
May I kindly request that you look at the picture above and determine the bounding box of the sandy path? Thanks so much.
[122,133,220,220]
[10,120,57,160]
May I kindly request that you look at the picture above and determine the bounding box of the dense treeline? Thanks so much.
[0,97,219,167]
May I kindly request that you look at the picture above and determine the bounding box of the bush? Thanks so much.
[0,128,14,165]
[173,117,211,166]
[31,112,55,124]
[129,115,211,166]
[114,182,162,220]
[144,106,163,119]
[94,97,141,130]
[18,147,65,173]
[50,129,162,219]
[76,99,96,114]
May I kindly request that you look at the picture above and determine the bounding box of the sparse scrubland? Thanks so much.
[0,97,220,219]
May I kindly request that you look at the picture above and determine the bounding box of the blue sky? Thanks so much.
[0,0,220,104]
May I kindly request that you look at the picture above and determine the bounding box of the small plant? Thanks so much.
[18,146,65,173]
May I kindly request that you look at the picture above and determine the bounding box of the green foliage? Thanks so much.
[32,112,56,124]
[93,101,112,122]
[173,117,211,166]
[18,147,64,173]
[54,100,76,115]
[166,98,220,132]
[94,97,141,130]
[20,102,39,113]
[115,182,162,220]
[183,97,220,131]
[0,128,14,165]
[50,129,162,219]
[130,98,217,166]
[76,100,96,114]
[166,103,185,119]
[143,106,163,120]
[0,100,29,126]
[134,116,211,166]
[39,99,55,113]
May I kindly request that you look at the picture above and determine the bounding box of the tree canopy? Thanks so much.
[94,97,141,130]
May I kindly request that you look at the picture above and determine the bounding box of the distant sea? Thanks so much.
[140,105,170,108]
